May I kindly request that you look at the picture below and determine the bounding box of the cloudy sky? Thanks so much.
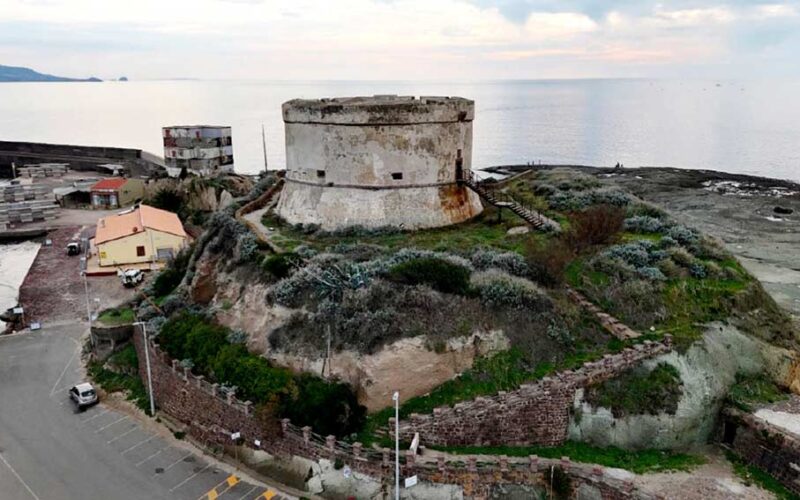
[0,0,798,80]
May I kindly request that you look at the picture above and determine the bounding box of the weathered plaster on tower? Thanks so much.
[276,95,483,230]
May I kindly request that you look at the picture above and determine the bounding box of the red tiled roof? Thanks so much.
[91,177,128,191]
[95,204,187,245]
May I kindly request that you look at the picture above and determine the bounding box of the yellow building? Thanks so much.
[94,204,188,267]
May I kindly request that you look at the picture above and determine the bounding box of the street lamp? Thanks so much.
[132,321,155,417]
[392,391,400,500]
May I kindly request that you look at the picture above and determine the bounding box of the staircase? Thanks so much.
[459,170,560,233]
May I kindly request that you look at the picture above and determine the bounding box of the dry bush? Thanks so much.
[566,205,625,253]
[524,238,574,286]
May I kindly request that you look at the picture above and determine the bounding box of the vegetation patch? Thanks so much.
[387,257,471,295]
[157,312,365,436]
[725,451,799,500]
[96,307,135,326]
[585,363,683,418]
[149,247,192,298]
[355,337,643,445]
[726,373,788,412]
[432,441,705,474]
[261,207,546,255]
[88,346,150,414]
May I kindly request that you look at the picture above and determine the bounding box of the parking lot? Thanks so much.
[72,404,284,500]
[0,321,293,500]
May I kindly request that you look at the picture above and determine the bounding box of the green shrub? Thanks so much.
[585,363,683,418]
[88,360,151,414]
[727,373,788,412]
[151,247,192,298]
[156,312,365,437]
[387,257,470,295]
[150,187,184,214]
[262,252,300,279]
[281,374,366,437]
[157,312,204,360]
[471,270,551,311]
[97,307,135,326]
[184,322,229,369]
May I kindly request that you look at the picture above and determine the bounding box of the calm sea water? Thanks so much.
[0,79,799,181]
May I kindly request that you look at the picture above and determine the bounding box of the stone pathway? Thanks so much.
[566,287,641,340]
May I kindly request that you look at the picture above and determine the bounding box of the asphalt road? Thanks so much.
[0,322,291,500]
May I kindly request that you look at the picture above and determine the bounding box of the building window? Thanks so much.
[391,172,403,180]
[317,170,326,179]
[136,246,146,257]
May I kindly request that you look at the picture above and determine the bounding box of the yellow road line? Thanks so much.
[253,490,276,500]
[198,475,239,500]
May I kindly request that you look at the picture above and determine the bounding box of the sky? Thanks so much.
[0,0,798,80]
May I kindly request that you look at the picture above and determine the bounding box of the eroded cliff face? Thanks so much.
[271,331,509,412]
[192,256,509,411]
[569,322,799,450]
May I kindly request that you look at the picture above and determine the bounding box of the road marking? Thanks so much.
[160,451,193,474]
[107,425,139,444]
[49,344,80,396]
[169,463,211,492]
[197,474,239,500]
[236,485,258,500]
[122,434,156,455]
[136,446,167,466]
[254,491,276,500]
[95,415,127,433]
[0,452,42,500]
[80,408,109,423]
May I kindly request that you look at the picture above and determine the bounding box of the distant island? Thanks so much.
[0,64,102,82]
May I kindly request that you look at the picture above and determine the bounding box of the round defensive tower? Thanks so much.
[276,95,483,230]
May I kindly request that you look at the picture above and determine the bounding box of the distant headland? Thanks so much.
[0,64,102,82]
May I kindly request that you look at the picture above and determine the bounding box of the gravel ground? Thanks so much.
[634,448,774,500]
[16,226,137,324]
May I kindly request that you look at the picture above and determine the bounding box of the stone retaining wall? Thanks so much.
[133,327,664,499]
[722,408,800,495]
[399,338,673,447]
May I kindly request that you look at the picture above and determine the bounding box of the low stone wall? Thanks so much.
[132,328,662,499]
[722,408,800,496]
[399,338,673,447]
[91,323,134,360]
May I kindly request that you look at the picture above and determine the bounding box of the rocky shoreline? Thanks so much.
[489,165,800,318]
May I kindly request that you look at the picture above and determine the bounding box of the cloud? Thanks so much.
[0,0,798,79]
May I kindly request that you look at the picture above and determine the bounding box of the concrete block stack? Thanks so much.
[17,163,69,178]
[0,200,59,225]
[1,184,50,203]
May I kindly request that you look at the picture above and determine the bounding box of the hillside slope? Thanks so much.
[0,64,102,82]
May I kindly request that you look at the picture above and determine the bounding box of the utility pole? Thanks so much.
[392,391,400,500]
[82,271,92,326]
[133,321,156,416]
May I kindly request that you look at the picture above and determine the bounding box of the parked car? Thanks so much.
[69,382,98,410]
[66,241,82,256]
[119,268,144,288]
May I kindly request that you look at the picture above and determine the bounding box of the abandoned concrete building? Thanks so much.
[162,125,234,177]
[275,95,483,230]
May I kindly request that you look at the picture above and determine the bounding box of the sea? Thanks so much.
[0,78,798,181]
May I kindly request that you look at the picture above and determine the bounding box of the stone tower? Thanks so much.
[276,95,483,230]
